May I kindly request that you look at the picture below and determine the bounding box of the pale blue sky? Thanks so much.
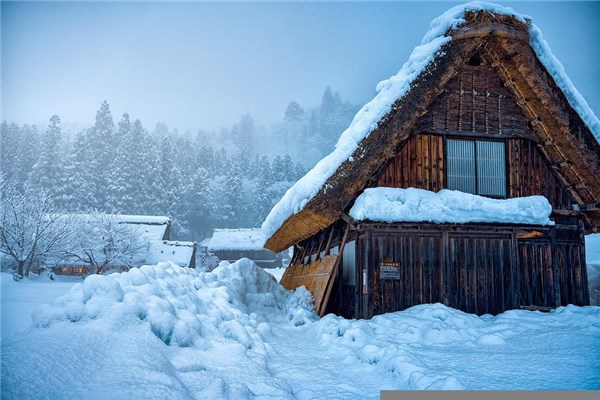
[2,1,599,131]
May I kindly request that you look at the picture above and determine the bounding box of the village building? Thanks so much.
[201,228,285,269]
[53,215,197,275]
[262,7,600,318]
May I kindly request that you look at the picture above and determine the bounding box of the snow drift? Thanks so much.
[32,260,316,347]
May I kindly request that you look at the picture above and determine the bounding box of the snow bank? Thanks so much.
[313,303,600,390]
[32,259,315,348]
[261,1,600,241]
[203,228,267,251]
[349,188,553,225]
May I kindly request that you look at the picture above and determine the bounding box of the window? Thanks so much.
[342,240,356,286]
[446,139,506,197]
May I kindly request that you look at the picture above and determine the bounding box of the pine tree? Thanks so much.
[108,112,135,212]
[0,122,20,184]
[183,167,211,239]
[252,156,274,226]
[29,115,63,200]
[226,158,244,227]
[284,101,305,122]
[86,101,115,209]
[272,155,284,181]
[71,129,94,210]
[281,153,294,181]
[234,114,255,155]
[129,119,153,214]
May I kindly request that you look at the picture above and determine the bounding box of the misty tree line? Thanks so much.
[0,87,358,241]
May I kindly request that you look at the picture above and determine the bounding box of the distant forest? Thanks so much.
[0,87,358,241]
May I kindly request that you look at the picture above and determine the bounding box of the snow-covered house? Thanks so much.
[201,228,284,269]
[53,215,197,275]
[262,4,600,318]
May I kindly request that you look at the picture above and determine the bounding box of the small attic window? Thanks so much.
[467,53,484,66]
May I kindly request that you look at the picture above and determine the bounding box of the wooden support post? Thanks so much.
[324,226,335,256]
[511,232,520,309]
[320,224,351,317]
[314,229,327,261]
[550,226,561,307]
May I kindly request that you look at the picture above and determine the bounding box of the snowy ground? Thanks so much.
[1,260,599,399]
[1,273,82,339]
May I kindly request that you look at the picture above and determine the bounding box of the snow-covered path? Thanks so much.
[267,321,395,399]
[1,261,599,399]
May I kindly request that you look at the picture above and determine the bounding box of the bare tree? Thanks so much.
[0,180,75,278]
[62,212,149,275]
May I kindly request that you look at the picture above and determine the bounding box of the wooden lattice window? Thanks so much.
[446,138,506,197]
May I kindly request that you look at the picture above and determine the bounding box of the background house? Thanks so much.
[53,214,196,275]
[201,228,285,269]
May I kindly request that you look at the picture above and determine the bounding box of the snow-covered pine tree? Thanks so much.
[0,122,20,185]
[86,101,115,209]
[271,155,284,182]
[12,124,40,191]
[281,153,294,181]
[182,167,211,239]
[108,112,135,213]
[225,157,245,227]
[29,115,63,201]
[233,114,255,155]
[284,101,305,122]
[251,156,274,226]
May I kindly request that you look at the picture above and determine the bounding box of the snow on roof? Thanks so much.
[112,215,171,225]
[349,188,553,226]
[203,229,267,251]
[146,241,196,267]
[262,1,600,240]
[68,214,170,225]
[67,214,170,241]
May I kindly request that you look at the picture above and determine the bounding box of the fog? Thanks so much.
[2,1,599,132]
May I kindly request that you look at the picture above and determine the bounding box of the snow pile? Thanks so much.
[312,303,600,390]
[203,228,267,251]
[349,188,553,225]
[262,1,600,240]
[32,259,315,347]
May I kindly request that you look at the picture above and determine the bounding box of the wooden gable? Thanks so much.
[371,57,578,211]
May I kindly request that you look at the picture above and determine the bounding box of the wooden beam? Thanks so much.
[320,224,351,317]
[580,202,600,211]
[551,209,584,217]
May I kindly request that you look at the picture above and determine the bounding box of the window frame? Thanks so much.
[444,136,509,199]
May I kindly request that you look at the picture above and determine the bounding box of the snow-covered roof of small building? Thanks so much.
[146,241,196,267]
[349,188,553,226]
[202,229,268,252]
[262,1,600,252]
[62,214,171,241]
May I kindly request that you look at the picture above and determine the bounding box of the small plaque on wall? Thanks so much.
[380,262,400,280]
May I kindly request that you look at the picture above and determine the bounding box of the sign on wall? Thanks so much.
[380,261,400,280]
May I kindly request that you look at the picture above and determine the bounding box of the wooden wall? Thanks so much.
[374,134,444,191]
[413,63,530,136]
[507,139,575,210]
[348,223,588,319]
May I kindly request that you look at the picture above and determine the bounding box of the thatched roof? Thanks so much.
[263,4,600,253]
